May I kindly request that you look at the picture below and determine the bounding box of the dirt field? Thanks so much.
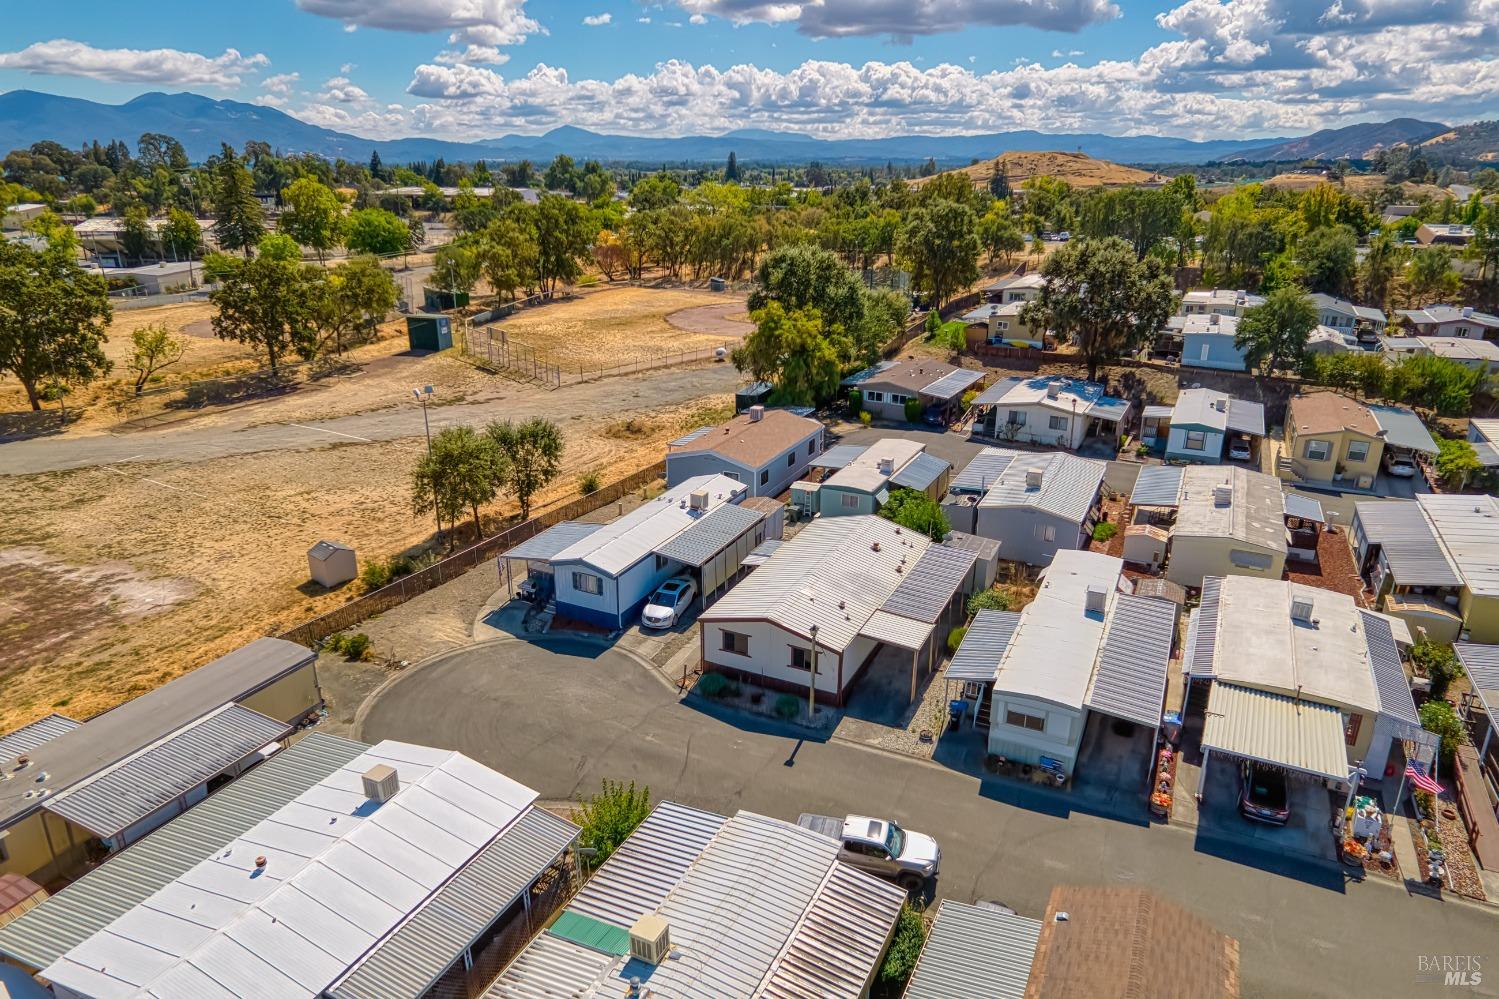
[489,286,748,367]
[913,150,1164,191]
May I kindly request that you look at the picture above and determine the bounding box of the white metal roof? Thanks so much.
[905,900,1041,999]
[550,474,748,576]
[702,516,933,652]
[974,448,1106,524]
[1368,405,1438,454]
[501,521,603,562]
[0,713,78,765]
[920,367,984,402]
[1454,644,1499,735]
[1354,500,1464,588]
[1130,465,1185,507]
[45,741,539,999]
[951,448,1019,495]
[1417,493,1499,597]
[1177,312,1239,337]
[947,611,1023,685]
[1171,465,1287,555]
[1169,388,1231,433]
[889,451,952,492]
[859,610,934,651]
[1201,683,1350,780]
[822,439,928,494]
[483,930,615,999]
[1085,593,1177,729]
[1283,492,1325,524]
[809,443,868,470]
[973,376,1130,423]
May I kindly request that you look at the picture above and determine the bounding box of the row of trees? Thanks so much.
[409,418,564,541]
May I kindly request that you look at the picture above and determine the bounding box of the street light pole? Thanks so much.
[413,385,440,542]
[808,624,820,718]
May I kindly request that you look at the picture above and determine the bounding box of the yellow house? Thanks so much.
[1281,392,1384,488]
[0,638,321,887]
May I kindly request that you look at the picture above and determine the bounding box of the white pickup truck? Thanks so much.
[797,813,941,891]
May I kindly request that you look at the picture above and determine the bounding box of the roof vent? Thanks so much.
[1290,596,1315,623]
[1025,467,1044,488]
[362,764,399,803]
[689,489,710,511]
[14,756,29,769]
[1213,484,1232,506]
[35,771,49,783]
[748,405,765,422]
[1085,584,1107,614]
[1046,382,1061,399]
[255,855,268,870]
[629,915,671,966]
[872,541,882,553]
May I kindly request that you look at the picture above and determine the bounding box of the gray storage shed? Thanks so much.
[308,540,358,587]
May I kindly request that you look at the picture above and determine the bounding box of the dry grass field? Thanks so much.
[913,150,1164,191]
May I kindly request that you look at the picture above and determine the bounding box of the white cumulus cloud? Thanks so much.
[583,12,612,25]
[671,0,1119,39]
[295,0,541,64]
[0,39,268,86]
[322,75,372,104]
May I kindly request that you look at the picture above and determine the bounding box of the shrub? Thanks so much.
[960,389,978,409]
[579,471,601,495]
[775,694,802,720]
[341,633,371,660]
[573,779,651,869]
[389,554,418,578]
[1420,698,1466,765]
[967,588,1012,615]
[947,626,967,653]
[859,410,873,426]
[848,389,863,414]
[903,397,924,423]
[324,633,346,654]
[877,903,928,991]
[878,487,950,541]
[359,559,392,592]
[924,309,942,336]
[1412,640,1464,700]
[1092,522,1119,542]
[696,672,730,698]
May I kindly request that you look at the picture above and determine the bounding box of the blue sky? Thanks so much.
[1,1,1495,140]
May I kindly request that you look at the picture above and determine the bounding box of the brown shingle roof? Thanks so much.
[1288,392,1379,437]
[671,409,822,469]
[1025,886,1240,999]
[859,359,961,395]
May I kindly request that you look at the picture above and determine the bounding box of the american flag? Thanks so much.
[1406,760,1444,795]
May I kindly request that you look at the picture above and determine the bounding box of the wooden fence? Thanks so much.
[278,460,667,647]
[883,291,983,358]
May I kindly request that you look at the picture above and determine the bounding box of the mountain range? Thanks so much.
[0,89,1479,168]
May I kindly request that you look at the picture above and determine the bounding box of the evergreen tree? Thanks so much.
[211,144,266,256]
[369,149,384,182]
[725,151,740,182]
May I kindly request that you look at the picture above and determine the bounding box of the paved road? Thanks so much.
[359,638,1499,999]
[0,364,742,476]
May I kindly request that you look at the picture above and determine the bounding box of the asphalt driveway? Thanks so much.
[357,637,1499,999]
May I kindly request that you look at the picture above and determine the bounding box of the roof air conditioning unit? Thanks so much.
[1462,306,1474,318]
[1084,584,1107,614]
[362,764,400,803]
[1290,596,1315,623]
[1025,468,1044,488]
[878,457,895,474]
[1213,484,1232,506]
[629,915,671,966]
[1046,382,1061,399]
[689,489,710,510]
[1214,398,1227,412]
[748,405,765,422]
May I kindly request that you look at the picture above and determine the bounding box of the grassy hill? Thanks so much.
[912,150,1165,191]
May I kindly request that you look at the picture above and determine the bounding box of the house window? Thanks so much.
[1006,708,1046,733]
[655,554,669,571]
[721,630,749,656]
[891,394,907,405]
[866,391,884,403]
[787,452,796,468]
[572,571,603,595]
[1230,549,1273,570]
[1344,712,1362,745]
[995,320,1010,331]
[790,646,814,671]
[1185,430,1207,451]
[1346,440,1370,463]
[808,439,818,456]
[1456,326,1470,338]
[1199,343,1210,361]
[724,471,741,481]
[1048,415,1068,432]
[760,469,770,486]
[1304,439,1332,461]
[1037,524,1057,543]
[1007,410,1027,426]
[840,493,860,510]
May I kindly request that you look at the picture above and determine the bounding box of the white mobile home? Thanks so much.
[970,376,1131,451]
[804,438,951,518]
[1128,465,1290,587]
[944,448,1105,567]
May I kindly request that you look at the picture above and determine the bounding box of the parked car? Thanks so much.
[798,813,940,891]
[1383,451,1418,478]
[641,576,697,628]
[1056,231,1071,241]
[1238,762,1290,825]
[1227,436,1253,462]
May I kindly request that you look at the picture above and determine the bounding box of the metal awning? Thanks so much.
[859,610,933,651]
[668,426,715,447]
[810,444,867,470]
[947,610,1021,684]
[1084,593,1176,729]
[1129,466,1183,507]
[652,503,765,568]
[502,521,602,562]
[1283,492,1325,523]
[1369,405,1438,454]
[1201,683,1349,781]
[1225,400,1266,437]
[951,450,1017,494]
[881,546,978,624]
[1142,404,1173,420]
[920,368,984,402]
[1455,643,1499,735]
[741,539,781,567]
[889,452,951,492]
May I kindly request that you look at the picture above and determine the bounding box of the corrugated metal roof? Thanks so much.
[331,807,578,999]
[1354,500,1463,588]
[482,930,614,999]
[1455,643,1499,732]
[1358,611,1420,735]
[758,862,907,999]
[1130,465,1184,507]
[950,448,1018,495]
[1470,420,1499,468]
[859,610,934,650]
[919,367,984,401]
[652,502,765,568]
[977,449,1106,524]
[0,733,367,972]
[809,444,868,470]
[1201,683,1349,780]
[44,704,292,839]
[1226,399,1266,436]
[881,545,977,624]
[668,426,715,447]
[742,539,782,566]
[502,522,603,562]
[0,714,79,765]
[1369,405,1438,454]
[947,610,1021,684]
[1187,577,1222,677]
[840,360,899,386]
[904,900,1041,999]
[553,475,748,577]
[1417,493,1499,597]
[889,452,951,492]
[1142,404,1174,420]
[1085,593,1176,729]
[1284,492,1325,523]
[944,531,1001,562]
[567,801,726,930]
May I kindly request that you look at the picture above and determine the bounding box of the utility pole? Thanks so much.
[808,624,819,719]
[413,385,440,543]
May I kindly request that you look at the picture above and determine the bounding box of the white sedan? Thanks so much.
[641,576,697,629]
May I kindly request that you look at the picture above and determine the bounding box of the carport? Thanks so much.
[855,545,978,702]
[650,501,767,607]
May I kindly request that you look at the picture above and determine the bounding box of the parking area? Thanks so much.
[1072,712,1158,809]
[1196,757,1340,863]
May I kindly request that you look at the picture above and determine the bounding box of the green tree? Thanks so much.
[749,244,866,333]
[542,154,577,192]
[898,199,981,307]
[1077,187,1186,260]
[628,173,681,212]
[533,194,594,293]
[208,238,322,371]
[1298,224,1357,297]
[0,240,113,410]
[345,207,410,256]
[1420,699,1465,766]
[161,207,202,261]
[572,779,651,870]
[724,150,740,182]
[1434,436,1482,490]
[1388,354,1482,416]
[485,417,564,519]
[411,425,506,541]
[1468,202,1499,309]
[1402,247,1462,307]
[1412,640,1465,701]
[977,207,1025,266]
[477,217,538,303]
[126,323,187,394]
[211,143,265,255]
[405,216,426,254]
[1235,286,1318,375]
[314,256,399,355]
[732,303,843,406]
[877,487,950,541]
[1020,237,1176,382]
[877,903,928,993]
[1358,234,1401,310]
[120,205,153,262]
[279,176,344,262]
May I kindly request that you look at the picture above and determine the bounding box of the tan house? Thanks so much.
[1281,393,1385,488]
[962,301,1046,349]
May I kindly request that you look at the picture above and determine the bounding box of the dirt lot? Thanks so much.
[489,286,747,368]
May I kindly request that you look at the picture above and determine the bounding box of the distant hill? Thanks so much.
[1232,118,1449,162]
[913,150,1164,190]
[1421,120,1499,163]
